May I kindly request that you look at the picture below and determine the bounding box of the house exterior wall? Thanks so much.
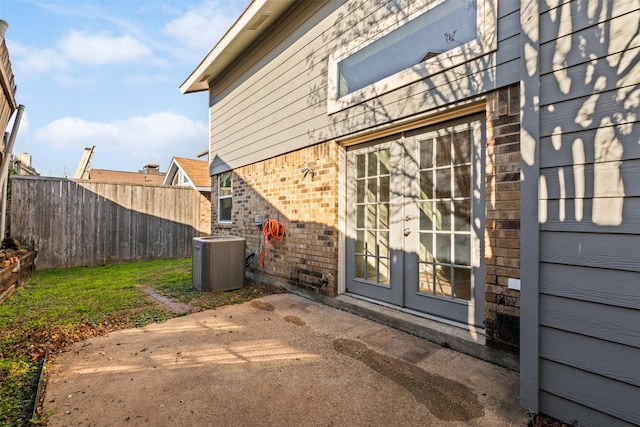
[520,1,640,425]
[210,142,340,296]
[206,0,525,355]
[208,0,521,175]
[210,84,522,353]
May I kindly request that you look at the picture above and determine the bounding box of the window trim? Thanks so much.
[217,171,233,223]
[327,0,497,114]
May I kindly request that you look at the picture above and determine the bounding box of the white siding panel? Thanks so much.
[541,327,640,386]
[540,160,640,199]
[541,198,640,234]
[539,0,639,44]
[540,127,640,168]
[540,263,640,309]
[209,0,521,173]
[540,392,638,427]
[539,46,640,105]
[539,88,639,137]
[540,231,640,272]
[539,294,640,348]
[540,360,640,426]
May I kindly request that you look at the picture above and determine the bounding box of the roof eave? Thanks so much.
[180,0,296,94]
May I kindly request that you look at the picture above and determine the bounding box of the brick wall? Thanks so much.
[198,192,211,235]
[484,83,521,354]
[210,142,340,296]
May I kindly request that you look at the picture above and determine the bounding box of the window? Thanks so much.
[354,147,391,285]
[328,0,496,113]
[218,172,232,223]
[418,128,473,300]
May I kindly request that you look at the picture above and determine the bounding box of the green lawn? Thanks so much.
[0,258,284,426]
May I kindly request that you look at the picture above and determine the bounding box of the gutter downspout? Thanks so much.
[0,104,25,239]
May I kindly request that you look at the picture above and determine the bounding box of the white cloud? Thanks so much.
[163,0,248,53]
[9,30,153,74]
[7,40,68,73]
[32,113,207,170]
[59,30,153,66]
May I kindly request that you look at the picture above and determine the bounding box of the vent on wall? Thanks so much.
[248,14,269,30]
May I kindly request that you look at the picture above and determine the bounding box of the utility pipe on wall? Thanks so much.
[0,104,25,239]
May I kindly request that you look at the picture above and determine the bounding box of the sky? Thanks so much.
[0,0,251,177]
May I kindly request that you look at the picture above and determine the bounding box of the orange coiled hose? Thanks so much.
[259,219,285,268]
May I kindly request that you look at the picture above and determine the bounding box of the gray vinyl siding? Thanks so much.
[208,0,521,174]
[521,0,640,425]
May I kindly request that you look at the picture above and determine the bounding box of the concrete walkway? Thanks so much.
[43,294,528,426]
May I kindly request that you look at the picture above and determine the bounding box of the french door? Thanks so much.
[345,115,485,327]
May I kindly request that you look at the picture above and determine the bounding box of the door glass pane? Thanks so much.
[367,152,377,176]
[356,230,364,254]
[379,258,390,285]
[435,200,451,231]
[453,200,470,231]
[379,231,389,257]
[366,230,376,255]
[366,204,377,229]
[453,268,471,300]
[367,257,378,281]
[357,205,364,228]
[379,203,389,229]
[435,135,451,167]
[419,232,433,262]
[454,234,470,265]
[379,149,390,175]
[380,176,389,202]
[453,130,471,165]
[356,255,365,279]
[367,178,377,202]
[357,154,365,178]
[453,165,470,197]
[420,171,433,199]
[434,265,452,297]
[420,139,433,169]
[419,201,433,230]
[419,263,435,294]
[436,168,451,198]
[436,234,451,263]
[356,179,365,203]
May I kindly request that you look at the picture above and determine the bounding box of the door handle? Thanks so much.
[404,228,411,236]
[405,215,414,221]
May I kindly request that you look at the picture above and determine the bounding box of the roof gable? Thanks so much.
[163,157,210,191]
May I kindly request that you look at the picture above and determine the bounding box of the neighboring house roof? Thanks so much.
[88,168,165,186]
[163,157,210,192]
[180,0,296,94]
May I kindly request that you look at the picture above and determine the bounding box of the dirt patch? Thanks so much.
[333,338,484,421]
[250,300,275,311]
[284,315,306,326]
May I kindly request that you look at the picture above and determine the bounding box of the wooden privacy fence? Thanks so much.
[10,176,202,270]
